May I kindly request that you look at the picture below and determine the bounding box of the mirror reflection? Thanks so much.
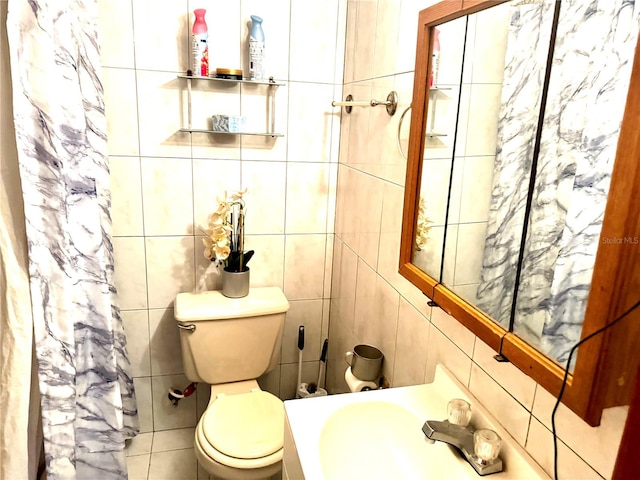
[412,1,554,307]
[511,0,639,364]
[410,0,637,367]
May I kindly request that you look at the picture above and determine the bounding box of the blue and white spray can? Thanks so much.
[249,15,265,80]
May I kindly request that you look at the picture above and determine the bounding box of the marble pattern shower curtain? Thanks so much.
[515,0,640,362]
[477,0,640,364]
[6,1,138,478]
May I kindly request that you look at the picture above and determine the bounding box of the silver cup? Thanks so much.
[345,344,383,381]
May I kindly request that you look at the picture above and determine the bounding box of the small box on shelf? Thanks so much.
[211,115,247,133]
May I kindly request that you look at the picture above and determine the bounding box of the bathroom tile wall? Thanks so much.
[98,0,345,435]
[328,1,627,479]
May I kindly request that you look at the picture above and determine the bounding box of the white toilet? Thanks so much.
[174,287,290,480]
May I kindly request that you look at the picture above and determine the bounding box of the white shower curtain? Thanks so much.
[514,0,640,362]
[1,1,41,477]
[6,0,139,478]
[477,0,640,365]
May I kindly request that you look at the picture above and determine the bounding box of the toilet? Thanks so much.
[174,287,290,480]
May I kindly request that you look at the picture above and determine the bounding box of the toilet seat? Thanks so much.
[197,390,284,470]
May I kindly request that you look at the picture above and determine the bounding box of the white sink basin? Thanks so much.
[319,401,430,479]
[283,365,550,480]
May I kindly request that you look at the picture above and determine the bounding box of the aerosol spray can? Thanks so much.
[249,15,265,81]
[192,9,209,76]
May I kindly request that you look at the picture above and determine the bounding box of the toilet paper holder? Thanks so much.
[345,366,379,392]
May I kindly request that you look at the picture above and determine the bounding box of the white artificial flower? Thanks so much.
[201,188,249,265]
[214,245,231,259]
[230,188,247,201]
[415,195,431,251]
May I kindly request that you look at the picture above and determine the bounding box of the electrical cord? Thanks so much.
[552,298,640,480]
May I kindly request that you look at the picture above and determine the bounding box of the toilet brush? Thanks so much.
[318,339,328,389]
[296,326,304,398]
[309,339,328,393]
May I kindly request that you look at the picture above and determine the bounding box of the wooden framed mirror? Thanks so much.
[400,0,640,426]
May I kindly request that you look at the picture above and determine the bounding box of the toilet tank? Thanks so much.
[174,287,289,384]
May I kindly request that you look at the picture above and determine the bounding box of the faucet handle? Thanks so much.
[447,398,472,427]
[474,429,502,464]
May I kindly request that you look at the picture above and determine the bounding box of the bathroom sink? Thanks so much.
[283,365,550,480]
[319,401,431,479]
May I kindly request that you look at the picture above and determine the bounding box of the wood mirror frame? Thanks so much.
[399,0,640,426]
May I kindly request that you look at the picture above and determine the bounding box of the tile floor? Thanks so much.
[126,428,206,480]
[126,428,283,480]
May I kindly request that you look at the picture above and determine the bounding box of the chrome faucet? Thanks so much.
[422,400,503,476]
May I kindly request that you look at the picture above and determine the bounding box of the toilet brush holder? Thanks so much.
[298,383,328,398]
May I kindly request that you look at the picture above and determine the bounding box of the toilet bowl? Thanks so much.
[194,380,283,480]
[174,288,290,480]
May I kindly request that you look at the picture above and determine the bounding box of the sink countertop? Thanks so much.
[283,365,550,480]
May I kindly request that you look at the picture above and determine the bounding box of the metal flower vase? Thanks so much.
[222,267,250,298]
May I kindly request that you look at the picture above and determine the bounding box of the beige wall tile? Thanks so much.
[353,258,377,341]
[430,306,476,357]
[453,222,488,285]
[526,418,602,480]
[141,157,194,236]
[239,84,288,160]
[289,0,339,83]
[287,82,335,163]
[149,308,183,376]
[373,0,401,79]
[281,300,324,363]
[133,0,188,72]
[393,298,429,387]
[285,163,330,234]
[284,234,328,300]
[133,377,154,433]
[469,364,531,447]
[472,338,536,410]
[458,155,495,224]
[122,310,151,377]
[241,161,286,234]
[113,237,148,310]
[192,159,242,232]
[241,234,284,288]
[424,325,472,387]
[98,0,135,69]
[102,68,139,156]
[532,384,628,478]
[110,157,143,236]
[136,71,191,158]
[352,0,377,82]
[145,236,196,309]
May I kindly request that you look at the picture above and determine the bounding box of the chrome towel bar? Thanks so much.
[332,91,398,116]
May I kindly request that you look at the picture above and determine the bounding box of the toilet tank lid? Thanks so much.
[174,287,290,322]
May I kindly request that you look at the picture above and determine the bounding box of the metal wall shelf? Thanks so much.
[179,128,284,137]
[178,73,284,137]
[177,74,285,87]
